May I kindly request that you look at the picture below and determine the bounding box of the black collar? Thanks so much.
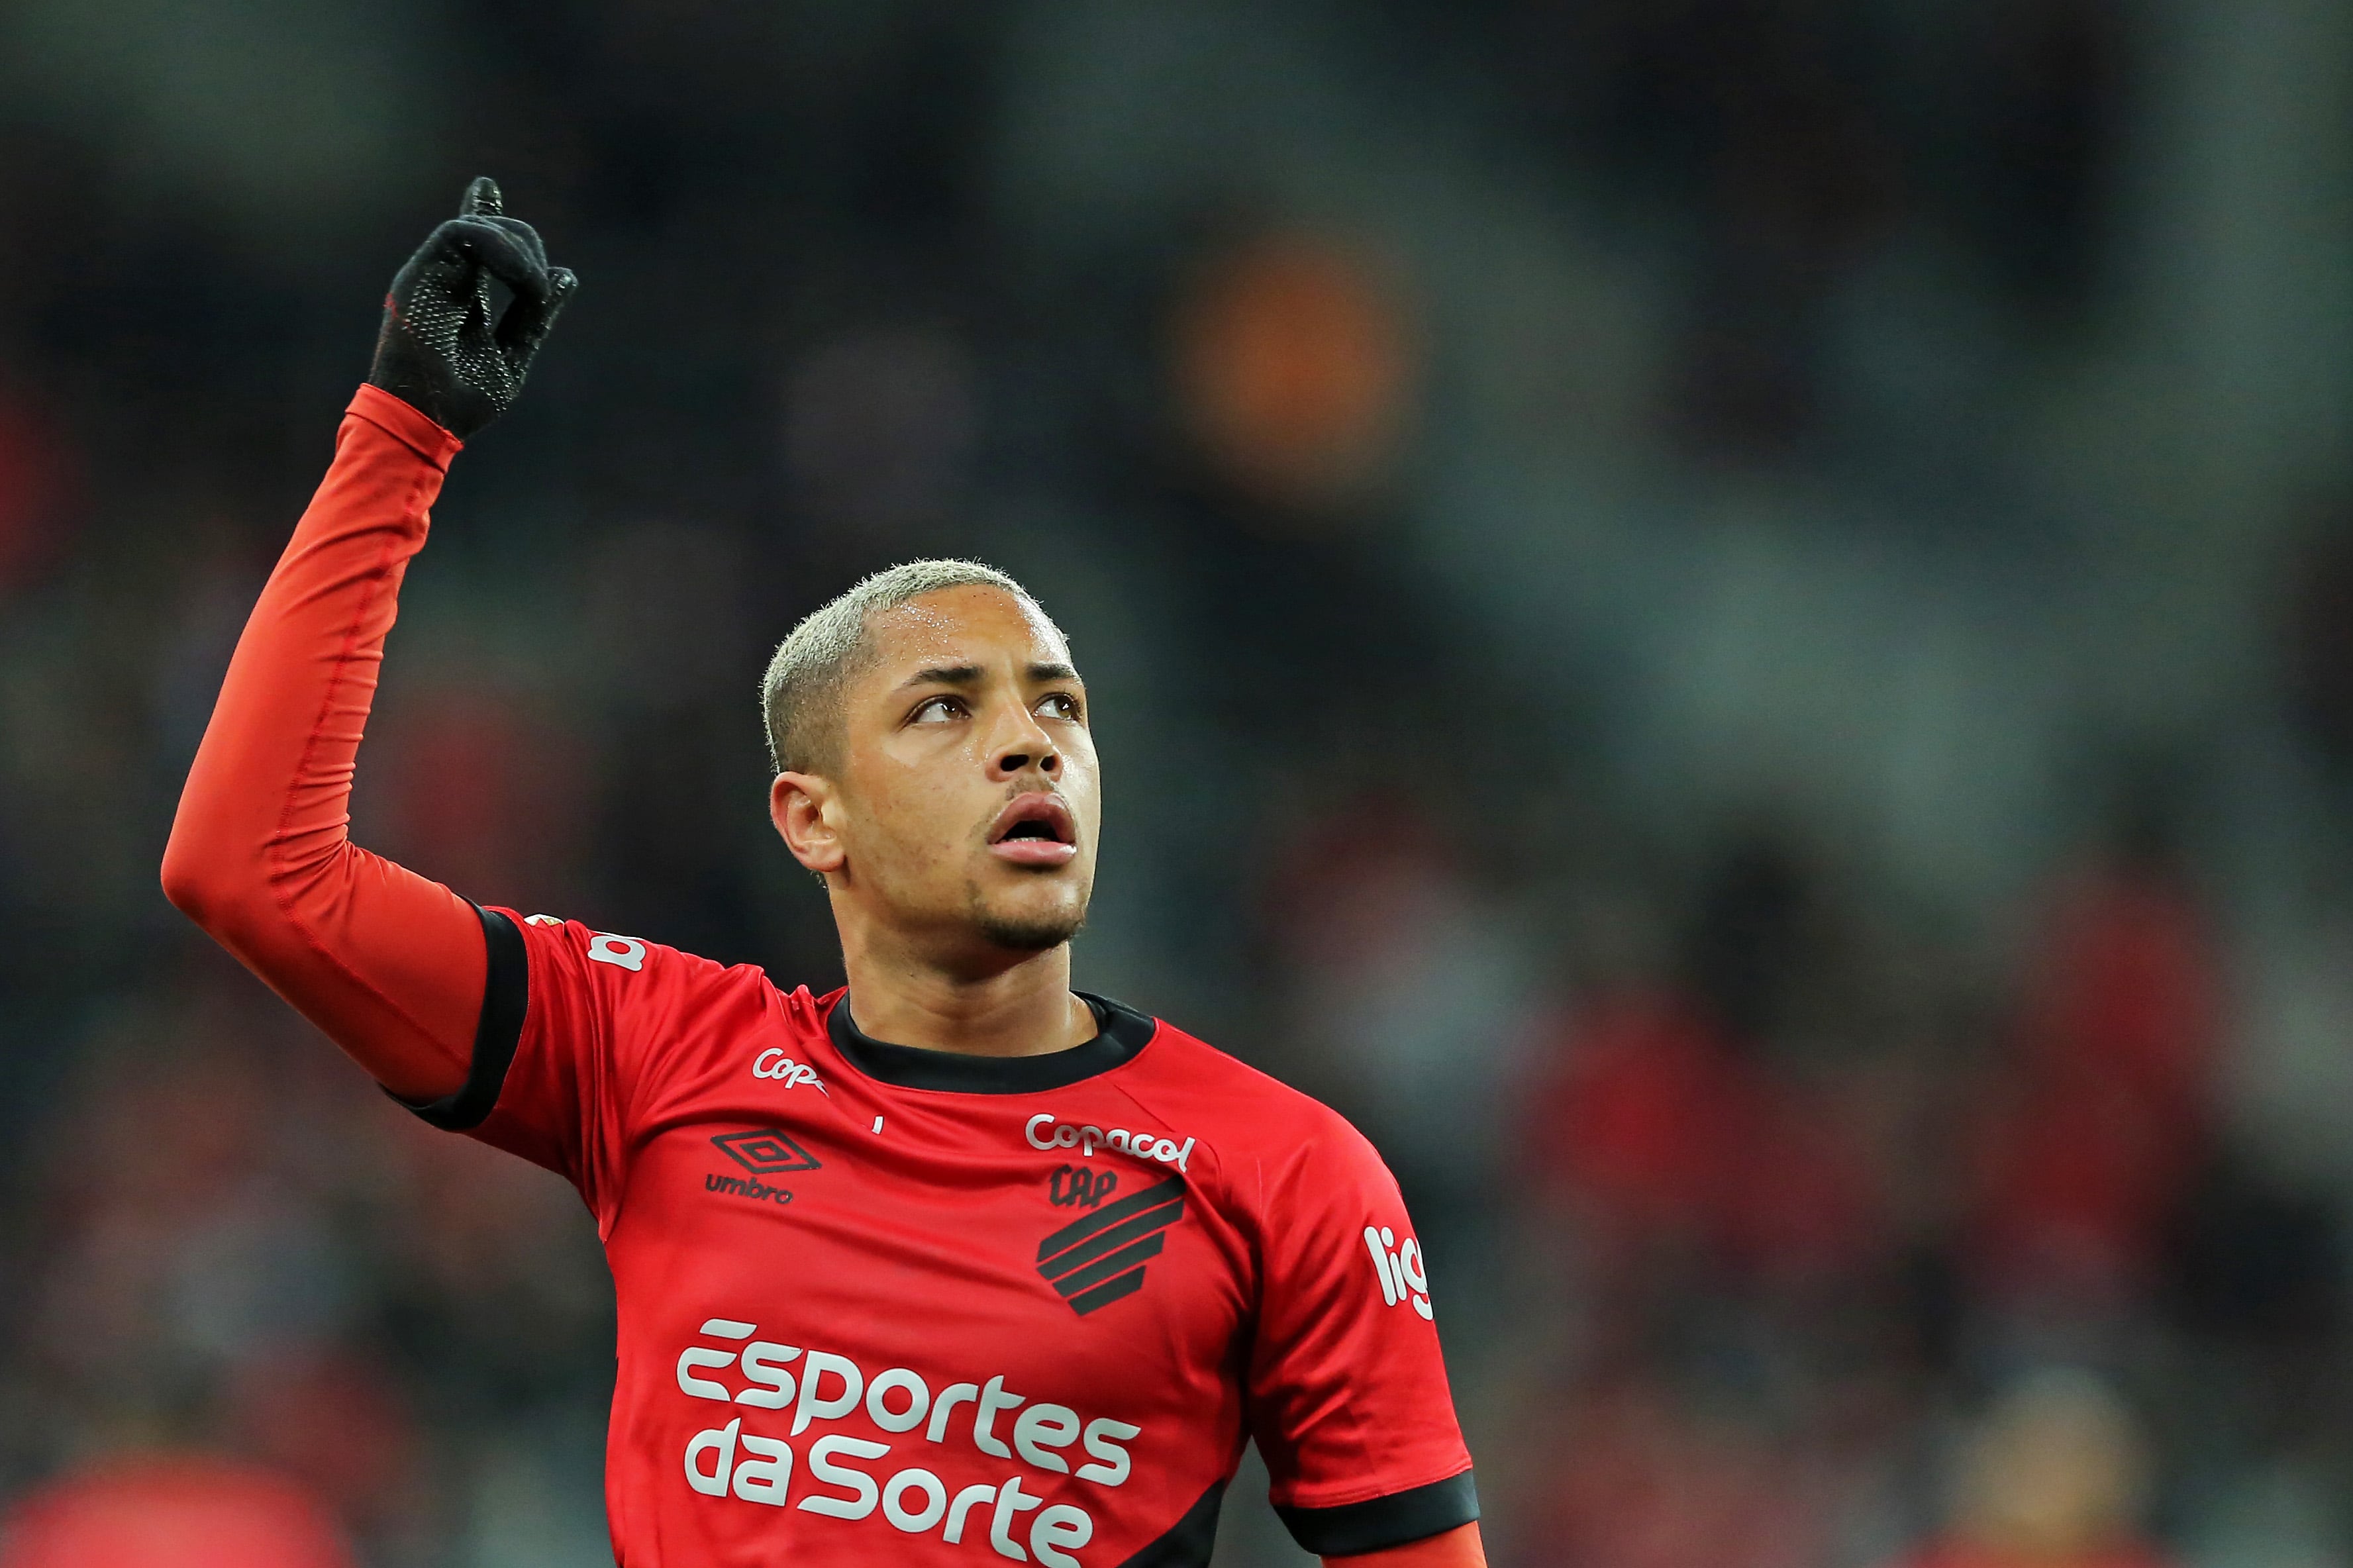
[825,990,1158,1093]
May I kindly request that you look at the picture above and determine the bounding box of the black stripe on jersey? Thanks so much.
[393,904,528,1132]
[1114,1479,1227,1567]
[1036,1177,1185,1265]
[1048,1234,1167,1299]
[1066,1266,1148,1315]
[1274,1469,1480,1557]
[828,990,1158,1093]
[1036,1176,1184,1316]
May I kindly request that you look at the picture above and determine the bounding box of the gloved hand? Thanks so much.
[368,176,578,440]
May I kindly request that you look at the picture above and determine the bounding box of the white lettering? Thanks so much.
[731,1431,793,1505]
[736,1342,799,1409]
[1366,1225,1433,1318]
[1399,1238,1433,1318]
[1076,1418,1137,1487]
[882,1467,949,1532]
[793,1351,864,1436]
[928,1381,980,1443]
[991,1475,1044,1559]
[1031,1504,1094,1568]
[751,1048,828,1093]
[944,1483,997,1544]
[1365,1226,1403,1306]
[866,1368,932,1433]
[684,1419,740,1496]
[587,932,646,971]
[797,1434,887,1520]
[1012,1404,1080,1472]
[973,1374,1025,1458]
[677,1347,736,1400]
[1025,1116,1196,1170]
[674,1315,1144,1551]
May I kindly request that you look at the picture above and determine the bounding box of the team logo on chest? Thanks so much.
[1035,1177,1185,1316]
[1046,1165,1117,1209]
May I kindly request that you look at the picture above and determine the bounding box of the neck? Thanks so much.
[834,916,1094,1059]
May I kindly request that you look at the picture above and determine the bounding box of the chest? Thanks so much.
[601,1065,1253,1438]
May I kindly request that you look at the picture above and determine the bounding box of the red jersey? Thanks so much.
[406,908,1475,1566]
[161,387,1476,1565]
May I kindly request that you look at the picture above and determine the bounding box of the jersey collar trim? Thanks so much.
[825,990,1157,1093]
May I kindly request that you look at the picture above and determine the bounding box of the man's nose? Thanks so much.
[989,707,1061,780]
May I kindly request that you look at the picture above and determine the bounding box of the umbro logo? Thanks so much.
[1036,1175,1183,1316]
[712,1128,822,1175]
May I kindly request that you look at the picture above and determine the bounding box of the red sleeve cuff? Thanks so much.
[344,384,464,469]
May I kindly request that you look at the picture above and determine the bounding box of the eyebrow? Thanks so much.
[899,663,983,690]
[896,660,1080,691]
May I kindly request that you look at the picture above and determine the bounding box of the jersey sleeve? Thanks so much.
[161,386,486,1104]
[403,907,720,1230]
[1244,1114,1478,1557]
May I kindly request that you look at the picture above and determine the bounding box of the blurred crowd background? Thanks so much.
[3,0,2352,1564]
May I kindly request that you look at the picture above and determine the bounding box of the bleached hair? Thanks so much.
[760,558,1052,775]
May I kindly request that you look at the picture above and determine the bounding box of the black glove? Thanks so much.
[368,176,578,440]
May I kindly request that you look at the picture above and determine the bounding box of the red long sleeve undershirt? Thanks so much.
[162,385,484,1103]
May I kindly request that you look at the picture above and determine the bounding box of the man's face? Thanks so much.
[786,585,1100,965]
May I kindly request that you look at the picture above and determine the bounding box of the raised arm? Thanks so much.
[161,177,576,1102]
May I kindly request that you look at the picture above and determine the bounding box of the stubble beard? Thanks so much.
[968,881,1089,953]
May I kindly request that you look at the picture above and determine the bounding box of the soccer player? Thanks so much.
[163,179,1481,1567]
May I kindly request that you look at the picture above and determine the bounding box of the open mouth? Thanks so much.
[987,793,1079,865]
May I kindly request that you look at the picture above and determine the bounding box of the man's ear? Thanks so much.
[770,772,847,877]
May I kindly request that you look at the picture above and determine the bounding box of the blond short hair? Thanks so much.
[760,559,1053,775]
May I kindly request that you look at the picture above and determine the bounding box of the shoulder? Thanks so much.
[499,909,795,1018]
[1123,1012,1384,1179]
